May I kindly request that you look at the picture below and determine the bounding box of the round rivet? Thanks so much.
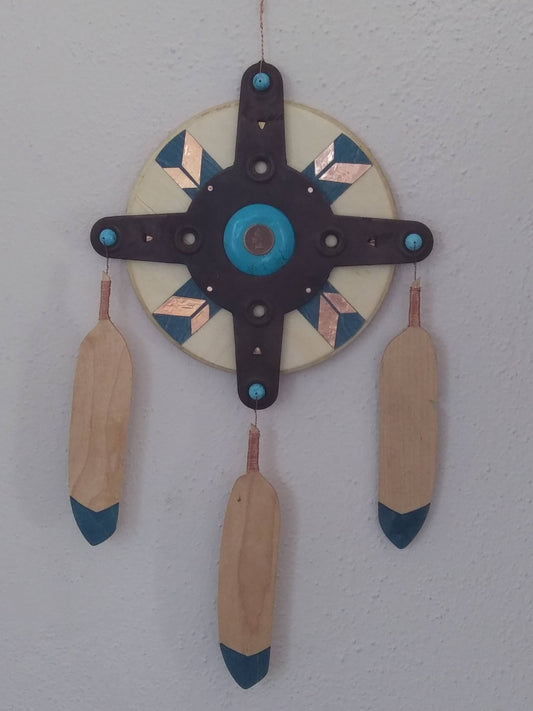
[307,186,314,194]
[249,383,266,400]
[99,228,117,247]
[324,233,339,248]
[251,303,267,318]
[253,159,269,175]
[182,232,197,246]
[318,229,344,256]
[404,233,423,251]
[253,72,271,91]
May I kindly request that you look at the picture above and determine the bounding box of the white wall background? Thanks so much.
[1,1,532,709]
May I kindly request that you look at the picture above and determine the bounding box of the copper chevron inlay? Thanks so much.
[154,296,206,317]
[322,292,357,314]
[318,296,339,347]
[182,132,203,184]
[164,166,196,189]
[314,142,335,176]
[317,292,358,347]
[319,162,371,184]
[190,304,210,334]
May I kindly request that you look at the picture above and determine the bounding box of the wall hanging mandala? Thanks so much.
[69,60,437,688]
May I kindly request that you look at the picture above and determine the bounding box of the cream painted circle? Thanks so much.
[126,101,396,374]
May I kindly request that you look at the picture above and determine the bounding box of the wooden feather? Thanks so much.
[378,280,437,548]
[218,425,280,688]
[68,273,132,545]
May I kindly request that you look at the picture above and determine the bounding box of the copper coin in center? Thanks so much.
[243,224,275,255]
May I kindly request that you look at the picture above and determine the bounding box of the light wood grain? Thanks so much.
[379,283,438,514]
[69,274,132,512]
[218,426,280,656]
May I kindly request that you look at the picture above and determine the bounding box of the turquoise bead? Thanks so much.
[253,72,271,91]
[99,228,117,247]
[404,233,423,251]
[248,383,266,400]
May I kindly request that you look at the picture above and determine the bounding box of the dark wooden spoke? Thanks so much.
[233,310,285,410]
[321,215,433,267]
[234,62,287,172]
[90,213,199,265]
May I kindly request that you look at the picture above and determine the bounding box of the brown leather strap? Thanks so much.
[99,273,111,320]
[246,425,260,472]
[409,280,421,327]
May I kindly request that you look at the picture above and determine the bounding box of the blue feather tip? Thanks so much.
[70,497,118,546]
[378,502,430,549]
[220,644,270,689]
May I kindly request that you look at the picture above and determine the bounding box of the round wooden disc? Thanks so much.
[126,101,396,373]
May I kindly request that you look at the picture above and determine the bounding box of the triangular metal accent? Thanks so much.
[258,121,266,130]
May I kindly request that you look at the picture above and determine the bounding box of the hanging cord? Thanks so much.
[259,0,265,71]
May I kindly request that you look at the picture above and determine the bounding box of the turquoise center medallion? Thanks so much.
[223,204,295,276]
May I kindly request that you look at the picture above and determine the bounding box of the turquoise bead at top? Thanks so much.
[253,72,271,91]
[404,233,423,251]
[249,383,266,400]
[99,228,117,247]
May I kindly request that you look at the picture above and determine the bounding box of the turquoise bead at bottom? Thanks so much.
[404,233,423,251]
[248,383,266,401]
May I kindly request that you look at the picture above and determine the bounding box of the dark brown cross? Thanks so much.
[91,63,433,409]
